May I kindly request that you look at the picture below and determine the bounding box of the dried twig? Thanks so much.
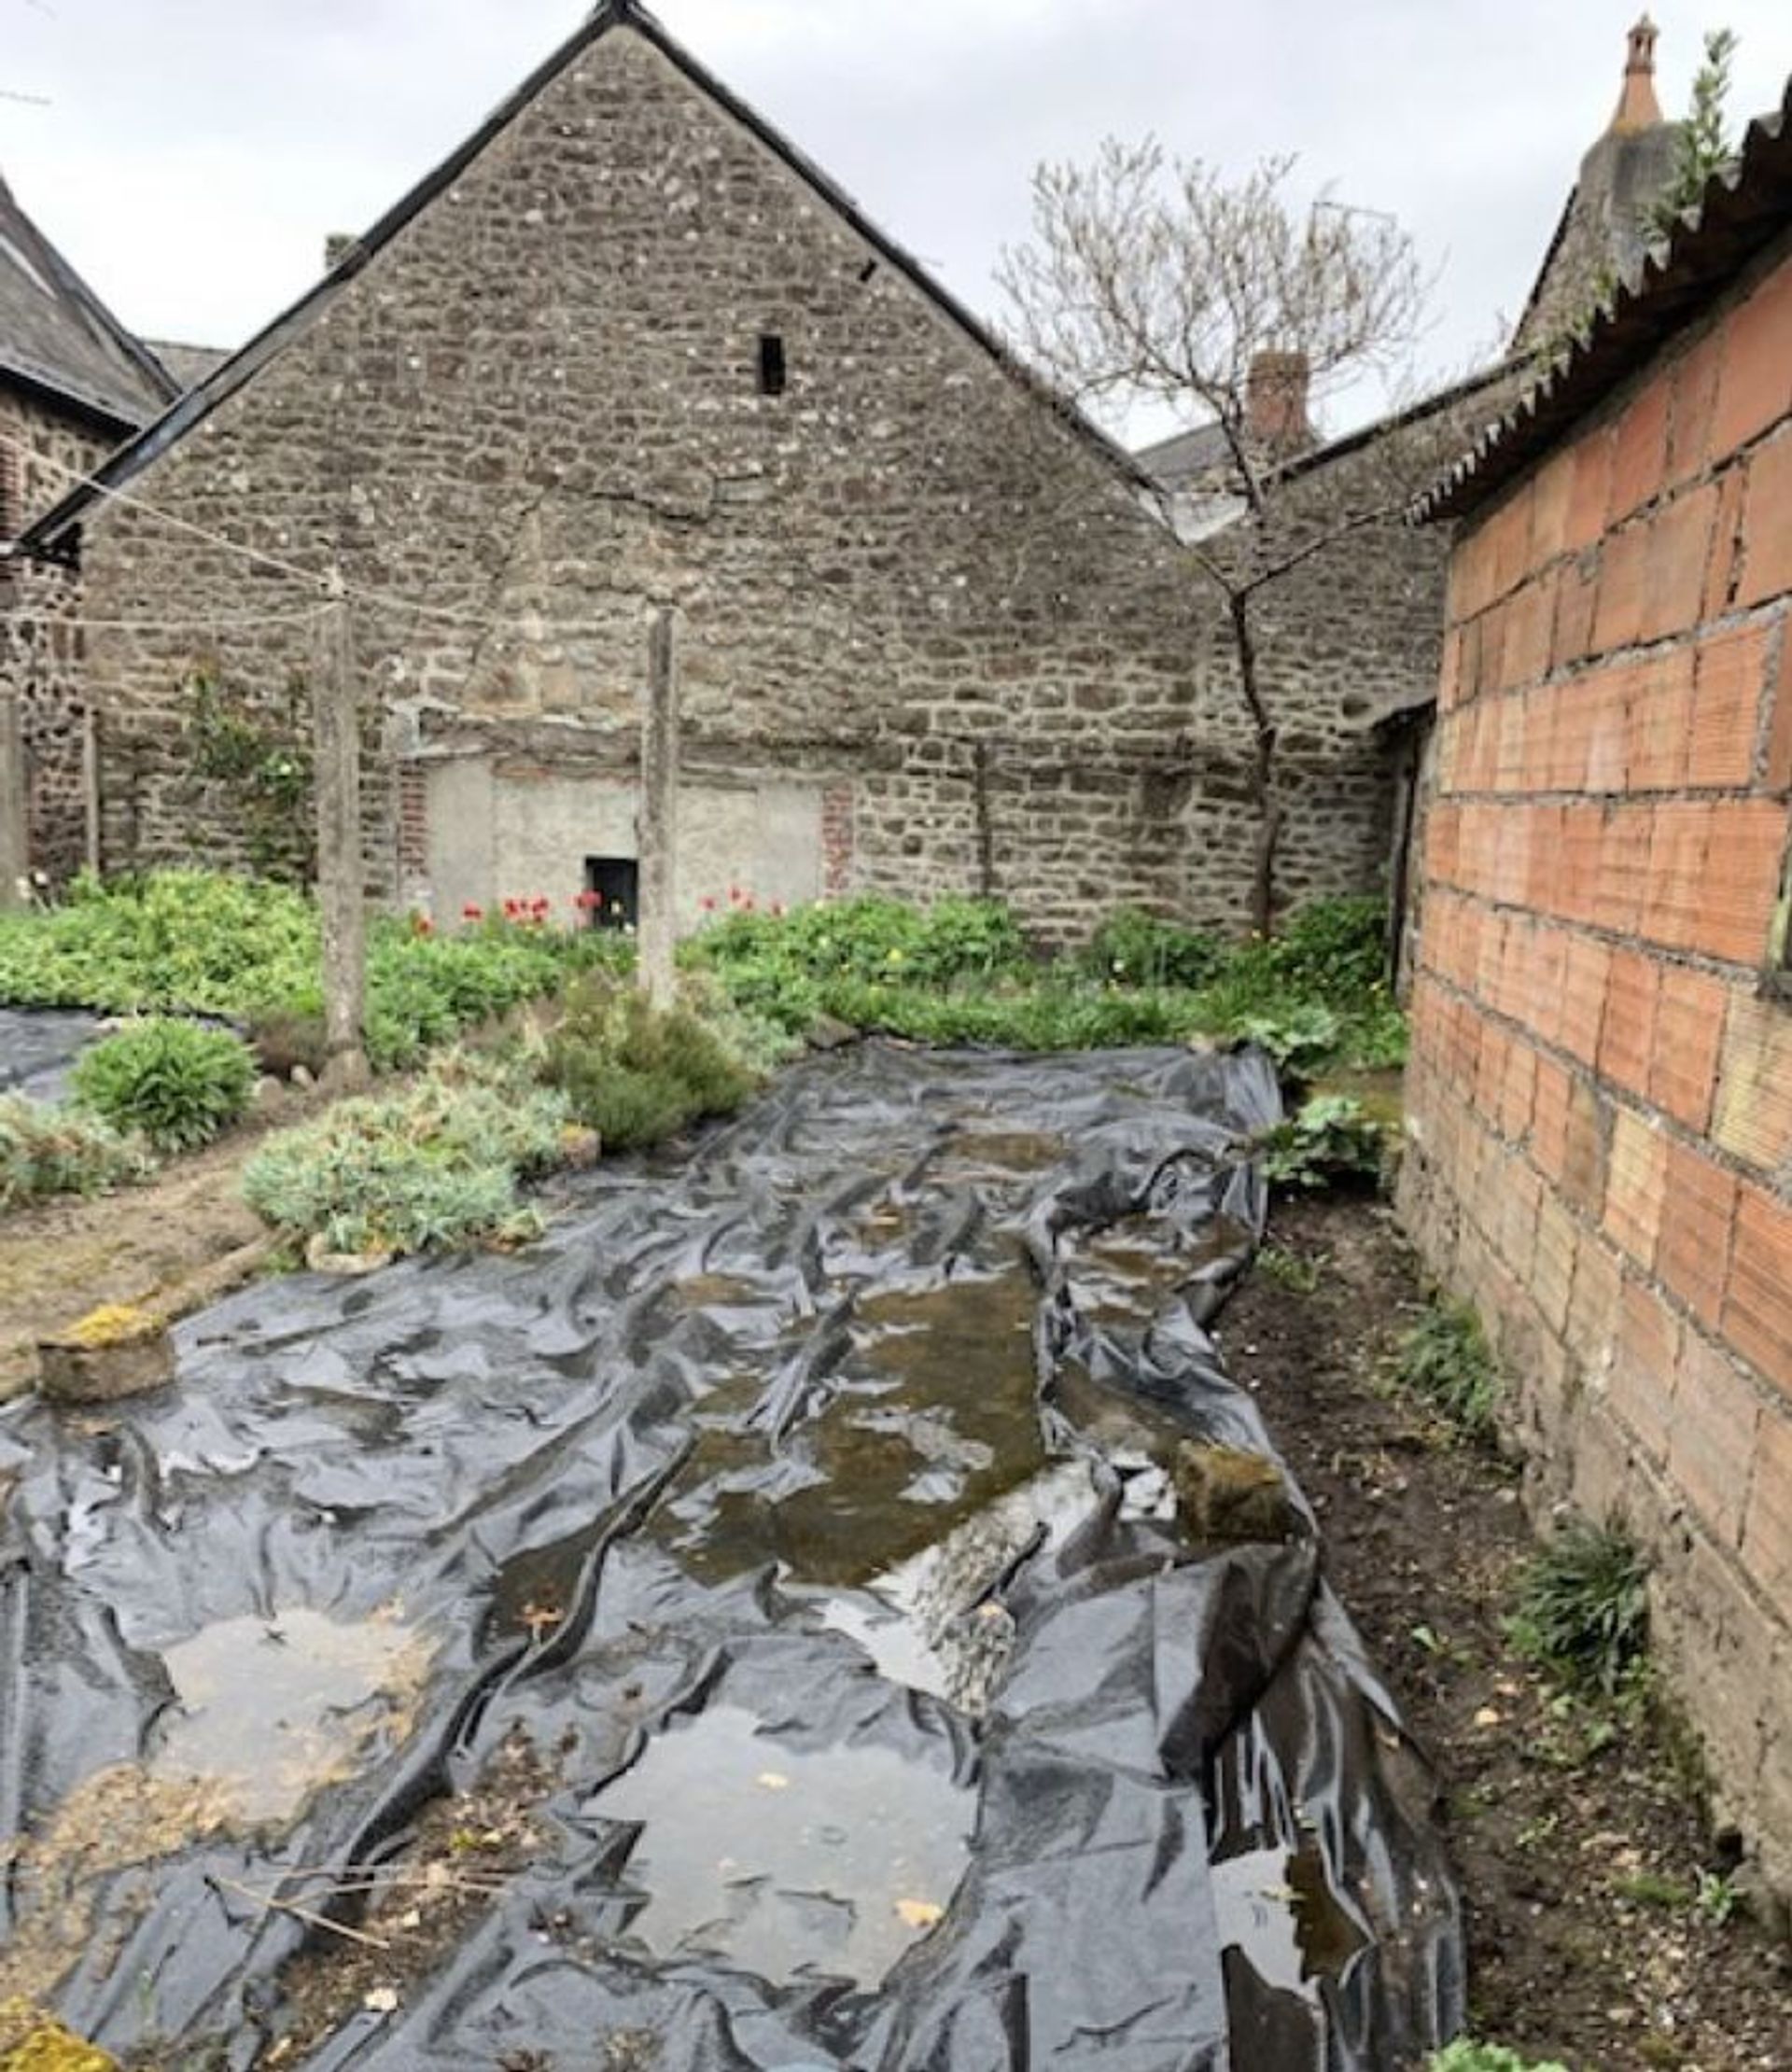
[212,1873,393,1951]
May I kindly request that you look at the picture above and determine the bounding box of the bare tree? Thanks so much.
[999,142,1439,935]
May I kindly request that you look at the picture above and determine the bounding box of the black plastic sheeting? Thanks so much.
[0,1043,1463,2068]
[0,1006,109,1104]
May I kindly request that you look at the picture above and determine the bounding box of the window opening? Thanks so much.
[584,855,639,931]
[757,333,787,397]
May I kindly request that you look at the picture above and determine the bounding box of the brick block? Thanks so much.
[1709,259,1792,459]
[1648,964,1728,1132]
[1561,1073,1608,1221]
[1599,949,1659,1098]
[1608,379,1670,522]
[1688,623,1771,788]
[1593,803,1652,935]
[1490,480,1535,602]
[1656,1139,1738,1332]
[1554,804,1603,925]
[1566,1231,1623,1378]
[1500,1036,1539,1144]
[1695,796,1788,965]
[1504,577,1555,693]
[1737,427,1792,609]
[1768,633,1792,792]
[1525,926,1567,1046]
[1565,427,1616,552]
[1701,462,1747,618]
[1591,522,1649,655]
[1665,325,1722,488]
[1713,992,1792,1177]
[1545,684,1593,791]
[1667,1333,1762,1551]
[1558,931,1611,1063]
[1533,1187,1579,1337]
[1625,650,1693,792]
[1530,449,1575,566]
[1724,1183,1792,1394]
[1741,1408,1792,1602]
[1640,801,1711,952]
[1551,552,1600,670]
[1641,481,1720,644]
[1585,665,1632,794]
[1613,1274,1682,1460]
[1603,1104,1669,1269]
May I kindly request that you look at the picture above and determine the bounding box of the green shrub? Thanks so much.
[541,977,757,1150]
[245,1006,329,1079]
[242,1051,571,1256]
[0,1096,152,1211]
[1392,1299,1502,1444]
[1085,908,1225,990]
[1429,2043,1572,2072]
[1508,1522,1650,1697]
[69,1017,256,1154]
[1257,1093,1388,1191]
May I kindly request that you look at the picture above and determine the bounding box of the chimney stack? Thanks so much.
[1611,15,1664,133]
[1245,350,1313,456]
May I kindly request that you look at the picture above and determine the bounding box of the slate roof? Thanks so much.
[0,169,177,430]
[1420,76,1792,522]
[20,0,1149,561]
[1134,420,1231,490]
[146,339,233,391]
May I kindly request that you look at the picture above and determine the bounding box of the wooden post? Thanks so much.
[0,690,25,909]
[314,584,368,1088]
[637,606,680,1009]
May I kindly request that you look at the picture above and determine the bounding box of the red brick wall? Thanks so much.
[1402,233,1792,1890]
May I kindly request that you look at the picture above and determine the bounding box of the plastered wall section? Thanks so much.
[1400,231,1792,1890]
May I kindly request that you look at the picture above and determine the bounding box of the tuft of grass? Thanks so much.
[1391,1298,1501,1445]
[69,1016,256,1155]
[1507,1520,1650,1698]
[1429,2044,1573,2072]
[1255,1244,1320,1294]
[0,1095,152,1211]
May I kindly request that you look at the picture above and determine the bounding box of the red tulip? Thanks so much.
[462,903,483,922]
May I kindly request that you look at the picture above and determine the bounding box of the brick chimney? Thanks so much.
[1611,15,1664,133]
[1245,350,1314,456]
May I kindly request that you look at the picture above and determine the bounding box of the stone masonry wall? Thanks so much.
[59,20,1434,942]
[1400,232,1792,1889]
[1,389,110,882]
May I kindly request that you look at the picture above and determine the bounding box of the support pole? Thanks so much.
[637,606,681,1009]
[314,584,368,1088]
[0,690,25,909]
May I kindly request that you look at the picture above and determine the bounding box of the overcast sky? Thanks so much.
[4,1,1788,444]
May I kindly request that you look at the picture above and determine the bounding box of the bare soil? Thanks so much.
[1220,1192,1792,2070]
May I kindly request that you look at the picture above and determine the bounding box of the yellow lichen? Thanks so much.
[0,2000,119,2072]
[61,1305,157,1350]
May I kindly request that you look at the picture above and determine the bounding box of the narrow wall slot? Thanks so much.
[757,333,787,397]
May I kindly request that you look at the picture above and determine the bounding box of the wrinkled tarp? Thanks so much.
[0,1007,108,1104]
[0,1043,1463,2068]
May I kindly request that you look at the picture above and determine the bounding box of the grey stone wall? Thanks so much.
[1,390,108,882]
[60,21,1461,940]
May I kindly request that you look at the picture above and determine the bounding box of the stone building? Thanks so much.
[1403,80,1792,1890]
[0,171,177,893]
[13,0,1463,942]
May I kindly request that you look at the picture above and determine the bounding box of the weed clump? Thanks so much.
[1428,2043,1571,2072]
[0,1096,150,1211]
[541,977,757,1151]
[1508,1520,1650,1698]
[1257,1093,1388,1191]
[69,1017,256,1154]
[1392,1298,1502,1445]
[242,1052,570,1258]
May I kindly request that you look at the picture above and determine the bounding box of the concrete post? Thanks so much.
[314,587,368,1088]
[0,690,26,909]
[637,606,681,1009]
[80,707,101,876]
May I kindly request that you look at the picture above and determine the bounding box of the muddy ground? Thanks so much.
[1221,1193,1792,2070]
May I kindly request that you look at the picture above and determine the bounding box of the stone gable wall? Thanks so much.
[1400,232,1792,1891]
[61,22,1444,938]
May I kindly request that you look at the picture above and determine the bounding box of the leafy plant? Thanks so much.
[242,1051,571,1257]
[1507,1522,1650,1697]
[1392,1298,1502,1444]
[185,666,315,879]
[1429,2043,1572,2072]
[1257,1093,1388,1191]
[1692,1869,1741,1926]
[541,977,758,1151]
[69,1017,256,1154]
[1255,1244,1319,1294]
[1085,908,1224,989]
[1648,29,1740,237]
[0,1096,152,1211]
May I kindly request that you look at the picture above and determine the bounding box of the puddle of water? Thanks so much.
[665,1273,765,1311]
[936,1127,1067,1181]
[149,1607,428,1825]
[590,1703,973,1985]
[647,1268,1047,1589]
[1064,1214,1251,1326]
[1211,1842,1367,1999]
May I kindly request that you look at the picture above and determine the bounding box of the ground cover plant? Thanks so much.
[68,1016,257,1154]
[1507,1521,1651,1698]
[1391,1296,1503,1445]
[689,890,1405,1072]
[0,871,618,1074]
[0,1096,150,1211]
[541,974,759,1150]
[1257,1091,1389,1191]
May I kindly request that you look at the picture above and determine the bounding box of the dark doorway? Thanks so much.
[585,855,640,931]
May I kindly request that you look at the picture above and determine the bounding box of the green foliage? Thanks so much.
[1650,29,1740,235]
[184,668,315,878]
[1508,1522,1650,1697]
[1257,1092,1388,1191]
[1085,908,1225,989]
[69,1017,256,1154]
[541,976,758,1150]
[1392,1298,1502,1444]
[0,1096,151,1211]
[0,872,595,1074]
[1429,2044,1572,2072]
[242,1051,570,1257]
[1255,1244,1320,1295]
[1228,1003,1344,1077]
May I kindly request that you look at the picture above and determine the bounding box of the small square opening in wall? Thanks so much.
[584,856,639,931]
[757,332,787,398]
